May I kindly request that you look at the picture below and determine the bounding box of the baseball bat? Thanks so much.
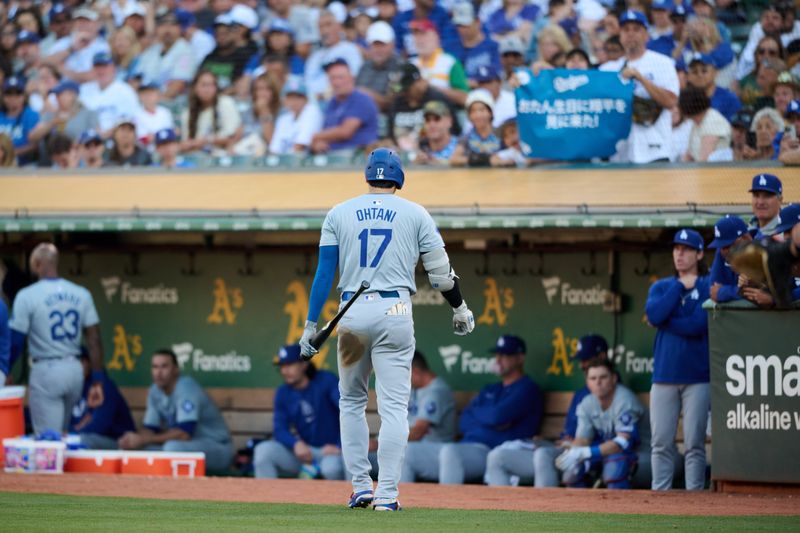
[310,280,370,349]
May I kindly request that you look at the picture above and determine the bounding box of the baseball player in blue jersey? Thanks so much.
[439,334,543,485]
[400,350,456,483]
[645,228,710,491]
[8,243,106,433]
[118,349,234,472]
[708,216,751,303]
[70,351,136,449]
[556,359,647,490]
[254,344,345,480]
[485,334,607,487]
[0,299,9,385]
[299,148,475,511]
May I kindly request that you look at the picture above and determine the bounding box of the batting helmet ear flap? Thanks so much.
[365,148,405,189]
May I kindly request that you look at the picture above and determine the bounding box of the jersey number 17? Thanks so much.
[358,228,392,268]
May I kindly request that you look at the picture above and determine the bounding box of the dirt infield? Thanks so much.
[0,473,797,516]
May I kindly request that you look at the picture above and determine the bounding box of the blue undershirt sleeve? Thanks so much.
[306,245,339,323]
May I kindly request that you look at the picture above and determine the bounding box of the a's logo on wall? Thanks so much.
[207,278,244,325]
[476,277,514,326]
[102,277,121,302]
[100,276,179,304]
[108,324,143,371]
[171,342,251,372]
[546,327,577,376]
[542,276,560,304]
[283,280,339,368]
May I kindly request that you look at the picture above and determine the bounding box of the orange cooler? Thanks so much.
[121,451,205,478]
[65,451,123,474]
[0,387,26,466]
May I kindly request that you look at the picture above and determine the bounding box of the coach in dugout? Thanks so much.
[709,215,752,304]
[253,344,345,480]
[118,349,233,472]
[70,350,135,449]
[645,229,710,491]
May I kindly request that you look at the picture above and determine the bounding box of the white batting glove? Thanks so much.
[452,301,475,336]
[299,321,319,360]
[555,446,591,472]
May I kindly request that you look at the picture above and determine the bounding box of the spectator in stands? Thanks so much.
[531,24,573,71]
[753,58,787,109]
[600,10,679,164]
[498,35,526,89]
[679,17,735,88]
[265,0,318,59]
[310,58,378,154]
[715,0,747,27]
[590,9,621,64]
[717,107,754,161]
[416,100,458,165]
[645,228,710,491]
[647,0,675,58]
[28,64,60,114]
[180,70,243,155]
[77,129,105,169]
[450,89,501,167]
[490,118,532,167]
[736,35,785,107]
[779,99,800,164]
[200,12,256,92]
[0,75,39,165]
[15,30,42,80]
[556,359,648,490]
[70,350,136,449]
[108,26,141,83]
[103,116,152,167]
[474,65,515,128]
[565,48,591,70]
[686,52,741,122]
[47,132,78,169]
[400,350,456,483]
[154,128,194,169]
[708,215,751,303]
[602,35,624,63]
[245,19,304,81]
[135,12,197,100]
[737,4,800,82]
[304,10,363,102]
[748,173,783,239]
[253,344,345,480]
[233,73,280,156]
[355,21,402,112]
[118,348,234,472]
[43,7,110,84]
[679,86,731,162]
[133,82,174,148]
[439,334,543,485]
[525,0,574,63]
[40,4,72,57]
[410,19,469,107]
[486,0,539,45]
[393,0,461,59]
[269,78,322,155]
[743,107,783,161]
[29,80,97,165]
[772,71,799,116]
[78,51,140,135]
[176,9,215,64]
[0,133,16,167]
[789,39,800,78]
[0,23,16,75]
[452,2,501,86]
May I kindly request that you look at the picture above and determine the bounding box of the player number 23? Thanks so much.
[49,309,80,341]
[358,228,392,268]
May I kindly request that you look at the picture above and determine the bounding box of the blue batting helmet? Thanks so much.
[365,148,404,189]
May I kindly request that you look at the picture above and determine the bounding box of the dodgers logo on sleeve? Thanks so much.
[425,401,437,415]
[617,411,634,431]
[182,400,195,414]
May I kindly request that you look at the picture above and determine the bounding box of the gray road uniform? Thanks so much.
[401,376,456,482]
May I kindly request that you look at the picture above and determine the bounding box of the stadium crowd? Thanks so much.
[0,0,798,168]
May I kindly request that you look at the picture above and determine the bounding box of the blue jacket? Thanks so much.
[0,300,9,376]
[459,375,543,448]
[561,385,590,440]
[710,86,741,122]
[645,276,711,384]
[274,370,341,450]
[70,376,136,439]
[710,249,741,303]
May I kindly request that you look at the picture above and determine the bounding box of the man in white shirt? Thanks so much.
[270,78,323,154]
[600,10,679,164]
[79,52,141,135]
[304,10,363,101]
[135,12,197,100]
[44,7,110,84]
[737,5,800,81]
[176,9,215,64]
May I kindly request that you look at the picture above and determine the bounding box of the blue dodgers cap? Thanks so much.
[282,77,307,96]
[749,173,782,195]
[275,344,303,365]
[490,334,527,355]
[268,18,294,35]
[323,57,349,71]
[572,334,609,361]
[775,204,800,234]
[688,52,715,68]
[474,64,501,83]
[3,76,26,92]
[671,4,688,17]
[78,129,102,145]
[673,228,704,251]
[17,30,40,45]
[93,51,114,66]
[49,3,71,19]
[786,99,800,117]
[138,81,160,91]
[175,9,195,29]
[708,216,749,248]
[155,128,178,145]
[651,0,674,10]
[619,10,648,28]
[50,79,80,95]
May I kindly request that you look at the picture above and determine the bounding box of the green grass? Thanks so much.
[0,492,798,532]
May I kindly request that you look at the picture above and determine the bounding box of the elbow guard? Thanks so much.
[422,248,456,291]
